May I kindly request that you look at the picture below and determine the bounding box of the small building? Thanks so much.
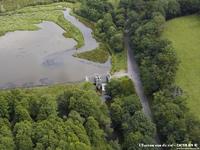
[85,73,111,93]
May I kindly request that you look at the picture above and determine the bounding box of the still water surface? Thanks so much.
[0,10,110,89]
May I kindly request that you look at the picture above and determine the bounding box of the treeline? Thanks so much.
[76,2,157,148]
[76,0,124,53]
[118,0,200,146]
[106,77,156,149]
[0,78,155,150]
[0,84,117,150]
[76,0,200,147]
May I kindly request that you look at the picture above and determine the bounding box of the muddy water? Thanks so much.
[0,10,110,89]
[63,8,98,53]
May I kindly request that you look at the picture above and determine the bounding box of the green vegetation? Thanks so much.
[0,2,84,48]
[0,0,78,12]
[76,0,113,22]
[77,0,127,72]
[75,44,109,63]
[0,0,125,68]
[0,0,200,149]
[70,11,95,30]
[163,15,200,119]
[70,11,111,64]
[106,77,156,149]
[0,83,116,150]
[120,0,200,145]
[70,12,112,64]
[108,0,120,9]
[0,78,156,150]
[0,0,54,12]
[111,49,127,73]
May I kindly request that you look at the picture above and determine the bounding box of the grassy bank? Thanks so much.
[0,0,55,12]
[0,2,84,48]
[163,15,200,119]
[71,13,111,64]
[70,10,95,30]
[71,7,126,72]
[111,49,127,73]
[75,41,127,73]
[74,44,109,63]
[74,39,127,73]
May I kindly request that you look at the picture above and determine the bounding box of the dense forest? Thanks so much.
[0,0,200,150]
[77,0,200,147]
[0,78,155,150]
[119,0,200,145]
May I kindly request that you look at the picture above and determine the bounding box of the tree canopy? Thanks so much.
[0,84,114,150]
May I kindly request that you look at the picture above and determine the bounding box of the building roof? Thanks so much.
[86,73,111,84]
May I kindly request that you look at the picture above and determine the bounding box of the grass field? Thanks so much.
[0,2,84,48]
[163,15,200,119]
[0,0,54,12]
[111,49,127,73]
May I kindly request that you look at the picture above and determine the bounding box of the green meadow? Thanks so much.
[163,15,200,119]
[0,0,54,12]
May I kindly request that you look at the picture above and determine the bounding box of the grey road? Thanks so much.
[125,36,153,120]
[125,35,161,146]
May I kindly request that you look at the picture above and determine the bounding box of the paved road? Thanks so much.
[125,36,153,119]
[125,35,161,146]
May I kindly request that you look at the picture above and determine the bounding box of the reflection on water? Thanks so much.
[0,10,110,89]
